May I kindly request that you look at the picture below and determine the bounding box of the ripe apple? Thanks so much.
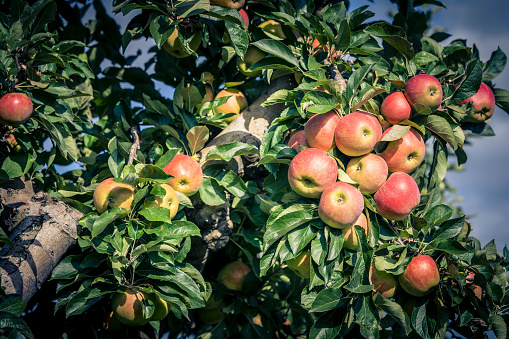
[318,181,364,229]
[374,172,420,221]
[398,254,440,297]
[237,46,267,77]
[379,127,425,173]
[211,0,245,9]
[466,271,482,299]
[258,20,286,39]
[287,147,338,198]
[217,261,251,291]
[346,153,388,194]
[335,111,382,157]
[213,88,248,123]
[239,9,249,28]
[196,84,214,111]
[111,289,154,326]
[150,294,170,321]
[93,178,135,214]
[404,74,443,111]
[370,264,398,298]
[286,251,311,278]
[380,91,412,125]
[197,294,225,324]
[163,154,203,196]
[0,93,33,126]
[342,213,368,250]
[304,111,341,152]
[162,24,202,58]
[287,130,309,152]
[458,82,496,123]
[143,183,179,219]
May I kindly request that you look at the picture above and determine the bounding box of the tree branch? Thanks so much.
[127,126,141,166]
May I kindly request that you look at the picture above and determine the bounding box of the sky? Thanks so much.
[88,0,509,251]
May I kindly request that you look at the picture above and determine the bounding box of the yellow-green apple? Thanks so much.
[239,9,249,28]
[370,263,398,298]
[0,93,33,126]
[466,271,482,299]
[380,91,412,125]
[398,254,440,297]
[150,294,170,321]
[213,88,248,123]
[404,74,443,111]
[304,111,341,152]
[373,172,420,220]
[143,183,179,219]
[346,153,388,194]
[163,24,202,58]
[237,46,267,77]
[258,20,286,39]
[287,130,309,152]
[342,213,368,250]
[217,261,251,291]
[379,127,425,173]
[458,82,496,123]
[211,0,245,9]
[318,181,364,229]
[163,154,203,196]
[286,251,311,278]
[335,111,382,157]
[288,147,338,198]
[196,84,214,111]
[111,289,155,326]
[93,178,135,214]
[197,294,225,324]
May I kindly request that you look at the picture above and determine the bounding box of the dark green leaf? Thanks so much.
[483,47,507,81]
[198,178,226,206]
[364,22,415,59]
[252,39,299,67]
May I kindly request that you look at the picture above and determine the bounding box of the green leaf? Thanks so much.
[454,59,483,102]
[0,311,34,339]
[225,21,248,59]
[414,115,457,149]
[174,0,210,18]
[432,216,465,242]
[364,22,415,59]
[186,125,209,155]
[354,295,380,339]
[252,39,299,67]
[92,209,128,238]
[491,314,507,339]
[138,207,175,222]
[432,239,467,254]
[309,309,342,339]
[0,227,13,248]
[0,295,26,316]
[310,288,345,313]
[145,220,200,238]
[150,16,175,48]
[139,164,173,183]
[483,47,507,81]
[0,154,34,183]
[199,178,226,206]
[205,142,259,162]
[373,294,411,336]
[346,64,374,103]
[423,204,453,227]
[494,88,509,116]
[217,170,251,200]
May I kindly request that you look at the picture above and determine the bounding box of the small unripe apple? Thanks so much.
[335,111,382,157]
[346,153,388,194]
[379,127,425,173]
[304,111,341,152]
[380,92,412,125]
[0,93,33,126]
[111,289,155,326]
[342,213,368,250]
[143,183,179,220]
[258,20,286,39]
[213,88,248,123]
[217,261,251,291]
[398,254,440,297]
[163,24,202,58]
[237,46,267,77]
[370,264,398,298]
[318,181,364,229]
[287,130,308,152]
[458,82,496,123]
[288,147,338,198]
[93,178,135,214]
[404,74,443,111]
[162,154,203,196]
[286,251,311,278]
[211,0,245,9]
[374,172,420,221]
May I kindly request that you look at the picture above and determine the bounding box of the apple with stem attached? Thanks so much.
[304,111,341,152]
[335,111,383,157]
[398,254,440,297]
[458,82,496,123]
[0,93,33,126]
[288,147,338,198]
[143,183,179,220]
[286,251,311,278]
[217,261,251,291]
[287,130,308,152]
[404,74,443,111]
[374,172,420,221]
[163,21,202,58]
[318,181,364,229]
[379,127,425,173]
[163,154,203,196]
[213,88,248,123]
[111,289,155,326]
[346,153,388,194]
[370,263,398,298]
[381,91,412,125]
[342,213,368,250]
[237,46,267,77]
[93,178,135,214]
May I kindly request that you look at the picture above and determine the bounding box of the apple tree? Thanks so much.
[1,0,509,338]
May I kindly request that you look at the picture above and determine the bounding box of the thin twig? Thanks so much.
[127,126,141,165]
[389,220,406,247]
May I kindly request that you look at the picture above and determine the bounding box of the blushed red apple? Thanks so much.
[163,154,203,196]
[346,153,388,194]
[143,183,179,220]
[217,261,251,291]
[398,254,440,297]
[304,111,341,152]
[111,289,154,326]
[287,130,308,152]
[404,74,443,111]
[335,111,382,157]
[370,263,398,298]
[459,82,496,123]
[381,91,412,125]
[374,172,420,220]
[93,178,135,214]
[379,127,425,173]
[318,181,364,229]
[0,93,33,126]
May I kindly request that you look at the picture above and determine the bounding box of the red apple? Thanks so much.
[458,82,496,123]
[288,147,338,198]
[163,154,203,196]
[304,111,341,152]
[342,213,368,250]
[213,88,248,123]
[0,93,33,126]
[404,74,443,111]
[287,130,309,152]
[346,153,388,194]
[398,254,440,297]
[318,181,364,229]
[335,111,382,157]
[217,261,251,291]
[373,172,420,220]
[370,264,398,298]
[111,289,155,326]
[239,9,249,28]
[379,127,425,173]
[380,92,412,125]
[93,178,135,214]
[143,183,179,220]
[286,251,311,278]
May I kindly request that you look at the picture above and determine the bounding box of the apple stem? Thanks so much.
[127,126,141,166]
